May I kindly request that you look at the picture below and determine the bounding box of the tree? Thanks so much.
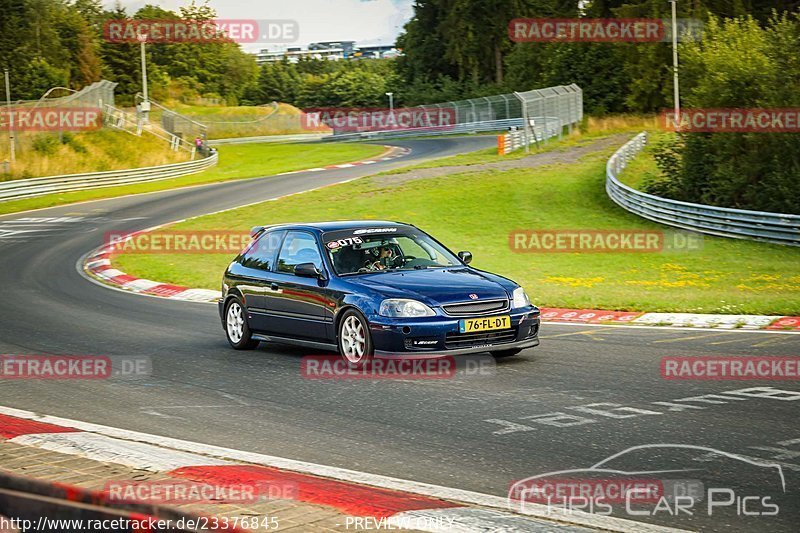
[649,15,800,213]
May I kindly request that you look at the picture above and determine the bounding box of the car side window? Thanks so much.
[277,231,322,274]
[239,230,284,271]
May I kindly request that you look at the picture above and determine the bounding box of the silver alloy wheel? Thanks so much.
[341,315,366,363]
[226,302,244,343]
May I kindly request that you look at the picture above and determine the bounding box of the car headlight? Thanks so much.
[379,299,435,318]
[512,287,531,308]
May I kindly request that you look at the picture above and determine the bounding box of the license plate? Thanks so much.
[459,315,511,333]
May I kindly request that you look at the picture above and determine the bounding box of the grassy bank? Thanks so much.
[0,130,189,181]
[114,133,800,315]
[0,142,385,216]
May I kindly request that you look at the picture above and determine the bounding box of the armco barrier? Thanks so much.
[606,132,800,246]
[0,152,218,202]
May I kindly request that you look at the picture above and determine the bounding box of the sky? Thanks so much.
[103,0,415,51]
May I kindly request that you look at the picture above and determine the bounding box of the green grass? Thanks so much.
[113,135,800,315]
[0,142,385,216]
[618,131,672,189]
[0,130,189,180]
[378,130,619,175]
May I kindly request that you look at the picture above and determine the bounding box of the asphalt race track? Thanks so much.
[0,136,798,532]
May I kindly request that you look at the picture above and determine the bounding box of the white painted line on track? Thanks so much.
[0,406,689,533]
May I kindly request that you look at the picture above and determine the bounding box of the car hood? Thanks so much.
[345,267,512,306]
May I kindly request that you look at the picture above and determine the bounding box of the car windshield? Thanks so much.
[324,230,460,275]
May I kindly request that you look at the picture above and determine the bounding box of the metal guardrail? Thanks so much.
[0,152,218,202]
[104,104,197,153]
[210,133,332,145]
[326,118,528,142]
[606,132,800,246]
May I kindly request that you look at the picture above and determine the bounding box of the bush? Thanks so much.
[31,135,61,156]
[651,15,800,214]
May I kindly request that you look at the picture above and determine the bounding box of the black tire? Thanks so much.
[490,348,522,359]
[337,309,374,367]
[224,297,260,350]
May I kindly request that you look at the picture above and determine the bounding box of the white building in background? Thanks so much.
[254,41,399,65]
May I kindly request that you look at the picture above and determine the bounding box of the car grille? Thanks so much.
[445,327,517,349]
[442,299,509,316]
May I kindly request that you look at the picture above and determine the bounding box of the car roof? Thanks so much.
[261,220,414,233]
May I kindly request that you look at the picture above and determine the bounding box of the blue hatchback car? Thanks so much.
[219,221,540,364]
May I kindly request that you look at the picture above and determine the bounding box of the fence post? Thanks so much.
[513,92,530,153]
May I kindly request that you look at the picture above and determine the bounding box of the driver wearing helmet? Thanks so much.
[367,246,394,270]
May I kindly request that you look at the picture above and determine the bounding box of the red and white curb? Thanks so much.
[83,243,220,303]
[0,407,686,532]
[539,308,800,331]
[82,250,800,333]
[275,146,411,175]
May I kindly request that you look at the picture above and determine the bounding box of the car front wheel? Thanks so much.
[225,298,260,350]
[337,309,373,367]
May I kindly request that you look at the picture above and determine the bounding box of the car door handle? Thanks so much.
[270,283,279,291]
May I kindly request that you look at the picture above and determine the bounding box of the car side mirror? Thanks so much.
[457,251,472,265]
[294,262,321,278]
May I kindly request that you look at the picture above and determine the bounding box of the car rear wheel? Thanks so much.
[225,299,259,350]
[490,348,522,359]
[338,309,373,367]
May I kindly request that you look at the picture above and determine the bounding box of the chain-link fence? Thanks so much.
[515,84,583,136]
[135,96,329,141]
[10,80,117,110]
[135,94,208,144]
[328,84,582,141]
[1,80,120,173]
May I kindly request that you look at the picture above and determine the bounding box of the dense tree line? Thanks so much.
[242,58,399,108]
[395,0,799,212]
[646,15,800,214]
[396,0,799,113]
[0,0,257,105]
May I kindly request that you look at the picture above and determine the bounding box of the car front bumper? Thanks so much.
[369,308,540,357]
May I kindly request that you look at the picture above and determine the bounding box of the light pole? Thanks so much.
[668,0,680,131]
[138,33,150,124]
[3,68,14,166]
[385,92,394,112]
